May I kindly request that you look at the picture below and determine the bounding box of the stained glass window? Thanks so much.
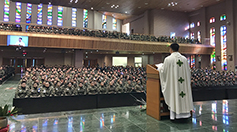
[197,21,200,27]
[83,9,88,28]
[197,31,201,43]
[210,17,215,23]
[221,25,227,71]
[185,25,189,31]
[37,4,43,25]
[187,57,191,66]
[210,27,216,69]
[102,15,107,29]
[15,2,21,23]
[220,14,226,21]
[4,0,10,22]
[190,22,195,28]
[210,28,215,46]
[47,4,53,25]
[57,6,63,26]
[191,55,195,68]
[190,33,194,39]
[72,8,77,27]
[26,3,32,23]
[112,18,117,30]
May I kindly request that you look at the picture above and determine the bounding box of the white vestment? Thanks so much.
[15,41,26,47]
[157,52,193,119]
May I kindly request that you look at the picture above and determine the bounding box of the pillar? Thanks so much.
[74,49,83,68]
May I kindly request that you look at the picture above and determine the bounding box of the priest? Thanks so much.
[157,43,193,120]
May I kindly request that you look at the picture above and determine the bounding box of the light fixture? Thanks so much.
[125,11,128,13]
[49,2,51,5]
[168,2,178,7]
[111,5,119,9]
[91,7,93,10]
[70,0,73,3]
[145,3,148,5]
[75,0,78,3]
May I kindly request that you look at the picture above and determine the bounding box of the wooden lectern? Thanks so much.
[146,64,170,120]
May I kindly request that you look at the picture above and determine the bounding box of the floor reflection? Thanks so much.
[6,99,237,132]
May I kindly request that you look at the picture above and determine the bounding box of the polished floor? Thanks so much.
[0,75,236,132]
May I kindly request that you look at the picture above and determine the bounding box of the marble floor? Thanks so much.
[1,75,237,132]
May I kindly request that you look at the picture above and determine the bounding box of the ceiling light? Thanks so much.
[75,0,78,3]
[145,3,148,5]
[91,7,93,10]
[168,2,178,7]
[70,0,73,3]
[138,7,141,8]
[49,2,51,4]
[125,11,128,13]
[106,3,110,4]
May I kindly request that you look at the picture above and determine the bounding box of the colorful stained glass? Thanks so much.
[211,51,216,70]
[197,31,201,43]
[37,4,43,25]
[220,14,226,21]
[221,26,227,71]
[57,6,63,26]
[47,4,53,25]
[102,15,107,29]
[83,9,88,28]
[210,28,215,46]
[4,0,10,22]
[210,17,215,23]
[191,55,195,68]
[187,57,191,66]
[197,21,200,26]
[210,27,216,69]
[190,22,195,28]
[72,8,77,27]
[15,2,21,23]
[26,3,32,23]
[112,18,117,30]
[190,33,194,39]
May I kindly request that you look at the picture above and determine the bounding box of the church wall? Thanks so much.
[152,9,189,38]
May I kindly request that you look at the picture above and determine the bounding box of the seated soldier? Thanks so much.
[53,81,64,96]
[87,81,99,95]
[75,82,87,95]
[63,82,76,96]
[99,82,107,94]
[115,80,124,93]
[134,80,143,93]
[125,80,134,93]
[29,82,40,98]
[107,81,116,94]
[15,82,30,98]
[40,81,54,97]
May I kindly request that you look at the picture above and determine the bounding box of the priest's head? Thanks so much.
[169,43,180,53]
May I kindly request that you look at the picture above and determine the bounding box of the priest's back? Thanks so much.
[158,43,193,120]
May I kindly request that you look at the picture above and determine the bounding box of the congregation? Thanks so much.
[15,66,146,98]
[191,68,237,88]
[14,65,237,99]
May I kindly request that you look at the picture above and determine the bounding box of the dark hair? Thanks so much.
[170,43,179,52]
[19,37,22,40]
